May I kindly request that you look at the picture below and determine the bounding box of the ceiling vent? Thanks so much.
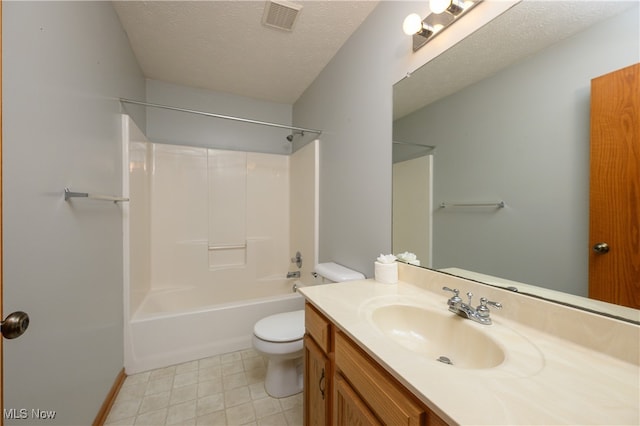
[262,0,303,31]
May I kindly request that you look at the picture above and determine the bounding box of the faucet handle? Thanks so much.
[476,297,502,319]
[442,286,459,297]
[442,287,462,309]
[482,298,502,309]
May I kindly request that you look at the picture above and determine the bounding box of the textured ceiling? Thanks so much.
[113,0,379,105]
[394,0,639,119]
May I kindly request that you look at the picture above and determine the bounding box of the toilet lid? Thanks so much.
[254,310,305,342]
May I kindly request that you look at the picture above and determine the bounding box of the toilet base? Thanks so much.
[264,355,303,398]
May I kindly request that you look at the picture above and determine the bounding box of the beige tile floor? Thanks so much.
[105,348,303,426]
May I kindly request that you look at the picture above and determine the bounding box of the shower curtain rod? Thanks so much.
[120,98,322,136]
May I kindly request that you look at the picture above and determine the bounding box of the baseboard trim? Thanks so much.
[93,368,126,426]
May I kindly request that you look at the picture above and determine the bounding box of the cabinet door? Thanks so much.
[335,374,382,426]
[335,332,426,426]
[304,335,329,426]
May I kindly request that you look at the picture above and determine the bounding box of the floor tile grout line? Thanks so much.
[106,348,302,426]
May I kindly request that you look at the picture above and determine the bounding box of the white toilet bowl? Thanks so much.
[252,309,305,398]
[252,262,365,398]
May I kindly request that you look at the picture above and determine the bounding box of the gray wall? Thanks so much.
[3,2,145,424]
[145,79,293,155]
[292,0,491,277]
[294,1,639,286]
[393,6,639,296]
[293,2,416,277]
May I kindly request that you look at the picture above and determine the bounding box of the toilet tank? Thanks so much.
[313,262,365,284]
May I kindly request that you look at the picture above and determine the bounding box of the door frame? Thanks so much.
[1,0,5,422]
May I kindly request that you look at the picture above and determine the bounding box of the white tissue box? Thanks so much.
[374,261,398,284]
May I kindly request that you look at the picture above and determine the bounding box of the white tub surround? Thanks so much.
[299,263,639,425]
[122,116,318,374]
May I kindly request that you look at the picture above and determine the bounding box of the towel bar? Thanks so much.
[440,201,505,208]
[64,188,129,203]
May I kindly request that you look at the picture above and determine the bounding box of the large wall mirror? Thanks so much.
[392,1,639,323]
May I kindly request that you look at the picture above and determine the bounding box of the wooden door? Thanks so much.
[589,62,640,309]
[304,335,329,426]
[1,2,4,422]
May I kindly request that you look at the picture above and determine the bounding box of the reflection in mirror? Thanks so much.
[392,1,639,323]
[392,142,434,267]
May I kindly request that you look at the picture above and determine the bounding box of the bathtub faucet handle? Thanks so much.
[291,251,302,268]
[286,271,301,279]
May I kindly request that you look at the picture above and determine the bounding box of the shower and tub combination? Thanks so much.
[121,113,320,374]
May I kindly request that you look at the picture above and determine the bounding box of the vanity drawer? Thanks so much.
[335,331,426,426]
[305,302,331,353]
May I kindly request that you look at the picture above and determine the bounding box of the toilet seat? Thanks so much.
[253,310,304,343]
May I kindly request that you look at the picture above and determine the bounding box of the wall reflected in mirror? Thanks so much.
[392,1,639,321]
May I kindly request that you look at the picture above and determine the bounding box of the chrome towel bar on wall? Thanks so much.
[64,188,129,203]
[439,201,505,208]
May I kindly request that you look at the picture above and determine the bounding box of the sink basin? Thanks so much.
[371,304,505,369]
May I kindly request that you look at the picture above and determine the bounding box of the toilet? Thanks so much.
[252,262,365,398]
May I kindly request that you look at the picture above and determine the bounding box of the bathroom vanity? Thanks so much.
[299,262,639,425]
[304,301,447,425]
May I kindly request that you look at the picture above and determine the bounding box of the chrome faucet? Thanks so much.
[286,271,301,279]
[442,287,502,325]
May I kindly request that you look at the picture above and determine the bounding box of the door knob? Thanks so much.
[593,242,610,254]
[1,311,30,339]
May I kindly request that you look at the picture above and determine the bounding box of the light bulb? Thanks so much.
[402,13,423,35]
[429,0,452,14]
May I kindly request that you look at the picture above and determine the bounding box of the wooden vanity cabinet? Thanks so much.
[304,303,332,426]
[304,335,330,426]
[334,373,382,425]
[304,302,448,426]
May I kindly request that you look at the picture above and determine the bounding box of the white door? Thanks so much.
[2,2,133,424]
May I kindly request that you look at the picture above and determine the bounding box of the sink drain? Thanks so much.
[437,356,453,365]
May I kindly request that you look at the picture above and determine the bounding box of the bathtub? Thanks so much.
[124,282,305,374]
[122,116,318,374]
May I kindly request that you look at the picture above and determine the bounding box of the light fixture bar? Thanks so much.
[444,0,466,17]
[412,0,483,52]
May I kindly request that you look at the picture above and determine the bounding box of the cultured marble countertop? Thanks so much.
[299,278,640,425]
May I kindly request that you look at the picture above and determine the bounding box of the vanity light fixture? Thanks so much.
[429,0,466,16]
[402,13,435,39]
[404,0,482,52]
